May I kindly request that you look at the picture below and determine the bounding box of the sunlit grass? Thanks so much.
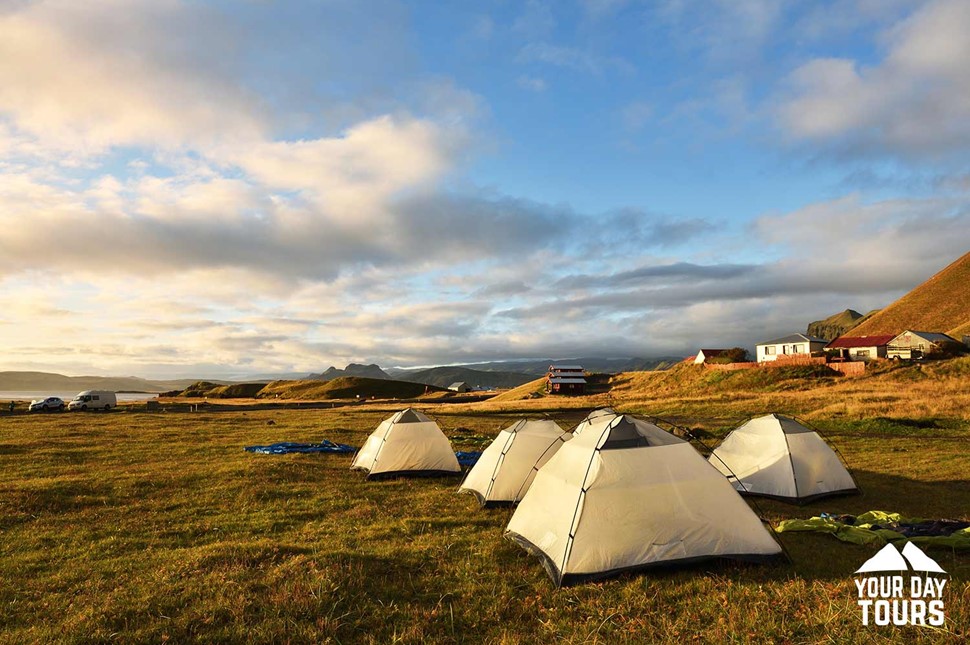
[1,380,968,642]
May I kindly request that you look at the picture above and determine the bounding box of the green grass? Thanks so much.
[0,406,968,643]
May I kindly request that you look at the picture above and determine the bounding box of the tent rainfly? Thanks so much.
[459,419,570,506]
[572,407,617,435]
[505,414,782,586]
[351,409,460,479]
[708,413,857,503]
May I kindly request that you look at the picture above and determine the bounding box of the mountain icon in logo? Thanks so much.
[855,542,947,574]
[900,542,946,573]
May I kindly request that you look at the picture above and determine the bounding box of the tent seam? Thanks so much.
[557,417,615,587]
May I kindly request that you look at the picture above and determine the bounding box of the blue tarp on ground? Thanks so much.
[244,442,483,467]
[456,451,482,468]
[244,440,357,455]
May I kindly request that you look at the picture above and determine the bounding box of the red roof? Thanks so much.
[827,334,895,349]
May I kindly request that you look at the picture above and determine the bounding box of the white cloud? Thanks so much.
[1,0,966,377]
[778,0,970,158]
[0,0,264,153]
[223,115,458,217]
[752,193,970,273]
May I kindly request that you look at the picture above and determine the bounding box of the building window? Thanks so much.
[856,350,870,357]
[792,344,802,353]
[765,346,776,355]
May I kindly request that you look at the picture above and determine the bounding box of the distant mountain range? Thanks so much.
[307,363,391,381]
[390,366,535,389]
[388,357,679,379]
[1,356,679,395]
[0,371,226,393]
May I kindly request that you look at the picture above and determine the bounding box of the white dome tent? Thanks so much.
[505,414,782,586]
[708,413,858,503]
[351,409,461,479]
[571,407,617,435]
[459,419,570,506]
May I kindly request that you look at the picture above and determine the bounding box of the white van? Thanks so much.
[68,390,118,411]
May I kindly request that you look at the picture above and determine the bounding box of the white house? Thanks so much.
[756,333,827,363]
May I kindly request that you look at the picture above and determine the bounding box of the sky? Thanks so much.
[1,0,969,378]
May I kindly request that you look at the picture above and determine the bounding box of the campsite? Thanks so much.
[4,0,970,641]
[2,358,968,643]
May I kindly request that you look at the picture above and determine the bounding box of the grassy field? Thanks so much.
[1,375,969,642]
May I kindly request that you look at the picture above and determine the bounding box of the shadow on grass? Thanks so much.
[759,468,970,582]
[0,443,28,455]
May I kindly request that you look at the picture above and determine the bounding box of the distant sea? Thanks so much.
[0,391,159,402]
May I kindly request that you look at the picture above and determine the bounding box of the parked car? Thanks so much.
[68,390,117,411]
[28,396,66,412]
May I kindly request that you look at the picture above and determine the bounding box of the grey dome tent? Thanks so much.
[505,414,782,586]
[351,409,460,479]
[708,413,857,503]
[459,419,570,506]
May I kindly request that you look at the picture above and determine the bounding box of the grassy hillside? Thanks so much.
[806,308,875,340]
[949,319,970,340]
[849,250,970,337]
[469,358,970,427]
[175,382,268,398]
[256,376,445,400]
[611,362,840,398]
[489,376,548,401]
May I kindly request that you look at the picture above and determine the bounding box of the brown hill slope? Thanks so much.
[256,377,445,400]
[489,377,547,402]
[848,250,970,338]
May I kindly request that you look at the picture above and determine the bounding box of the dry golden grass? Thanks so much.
[470,359,970,427]
[0,400,967,643]
[2,359,969,643]
[488,377,547,402]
